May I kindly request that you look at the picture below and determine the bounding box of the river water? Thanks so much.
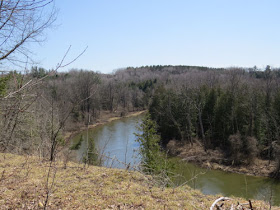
[70,114,280,205]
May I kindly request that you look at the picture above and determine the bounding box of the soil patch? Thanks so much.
[167,140,276,178]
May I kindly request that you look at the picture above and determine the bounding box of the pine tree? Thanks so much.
[135,114,172,175]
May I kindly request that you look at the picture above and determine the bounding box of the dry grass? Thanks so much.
[0,153,277,209]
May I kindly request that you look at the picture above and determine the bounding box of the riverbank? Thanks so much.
[64,110,146,143]
[0,153,276,209]
[167,140,276,178]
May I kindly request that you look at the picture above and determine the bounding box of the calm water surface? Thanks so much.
[71,114,280,205]
[71,115,142,168]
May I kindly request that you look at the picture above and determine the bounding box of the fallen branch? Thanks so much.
[210,197,231,210]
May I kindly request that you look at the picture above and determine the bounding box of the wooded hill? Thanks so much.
[1,65,280,177]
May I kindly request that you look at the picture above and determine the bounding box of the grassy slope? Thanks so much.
[0,153,278,209]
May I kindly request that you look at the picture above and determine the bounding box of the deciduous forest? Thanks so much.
[2,65,280,178]
[1,0,280,208]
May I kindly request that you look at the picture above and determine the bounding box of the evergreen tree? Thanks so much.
[0,74,11,97]
[213,90,233,147]
[135,114,172,175]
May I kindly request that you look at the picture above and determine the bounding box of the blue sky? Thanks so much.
[31,0,280,73]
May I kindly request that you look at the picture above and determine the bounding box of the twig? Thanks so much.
[249,200,253,210]
[2,45,88,99]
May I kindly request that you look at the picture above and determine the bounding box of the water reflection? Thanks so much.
[71,115,143,169]
[171,158,280,205]
[71,114,280,206]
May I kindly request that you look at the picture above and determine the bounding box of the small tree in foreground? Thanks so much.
[135,114,172,177]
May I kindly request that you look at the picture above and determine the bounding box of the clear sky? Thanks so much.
[31,0,280,73]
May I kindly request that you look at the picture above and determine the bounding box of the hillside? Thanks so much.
[0,153,277,209]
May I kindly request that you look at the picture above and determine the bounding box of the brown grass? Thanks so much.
[0,153,277,209]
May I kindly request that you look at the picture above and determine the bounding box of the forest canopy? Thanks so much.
[1,64,280,177]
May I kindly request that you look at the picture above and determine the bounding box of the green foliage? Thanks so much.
[149,87,188,144]
[57,135,66,146]
[148,83,271,159]
[213,90,234,146]
[273,90,280,126]
[0,74,11,97]
[70,135,83,150]
[202,88,217,138]
[135,114,172,175]
[83,137,99,165]
[129,79,157,93]
[31,66,47,78]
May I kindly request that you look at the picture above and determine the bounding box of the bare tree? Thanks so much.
[0,0,56,65]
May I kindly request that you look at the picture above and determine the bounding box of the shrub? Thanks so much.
[228,133,243,165]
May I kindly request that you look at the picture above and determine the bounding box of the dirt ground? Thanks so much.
[167,139,276,178]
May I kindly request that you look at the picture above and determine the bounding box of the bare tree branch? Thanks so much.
[0,0,57,64]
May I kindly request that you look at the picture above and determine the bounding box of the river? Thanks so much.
[70,114,280,205]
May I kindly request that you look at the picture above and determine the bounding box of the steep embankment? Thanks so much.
[0,153,277,209]
[167,140,276,178]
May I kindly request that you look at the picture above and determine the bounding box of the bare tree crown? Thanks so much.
[0,0,56,65]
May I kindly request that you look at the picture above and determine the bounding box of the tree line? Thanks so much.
[147,65,280,178]
[2,64,280,177]
[0,67,149,157]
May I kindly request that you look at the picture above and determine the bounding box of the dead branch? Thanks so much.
[210,197,231,210]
